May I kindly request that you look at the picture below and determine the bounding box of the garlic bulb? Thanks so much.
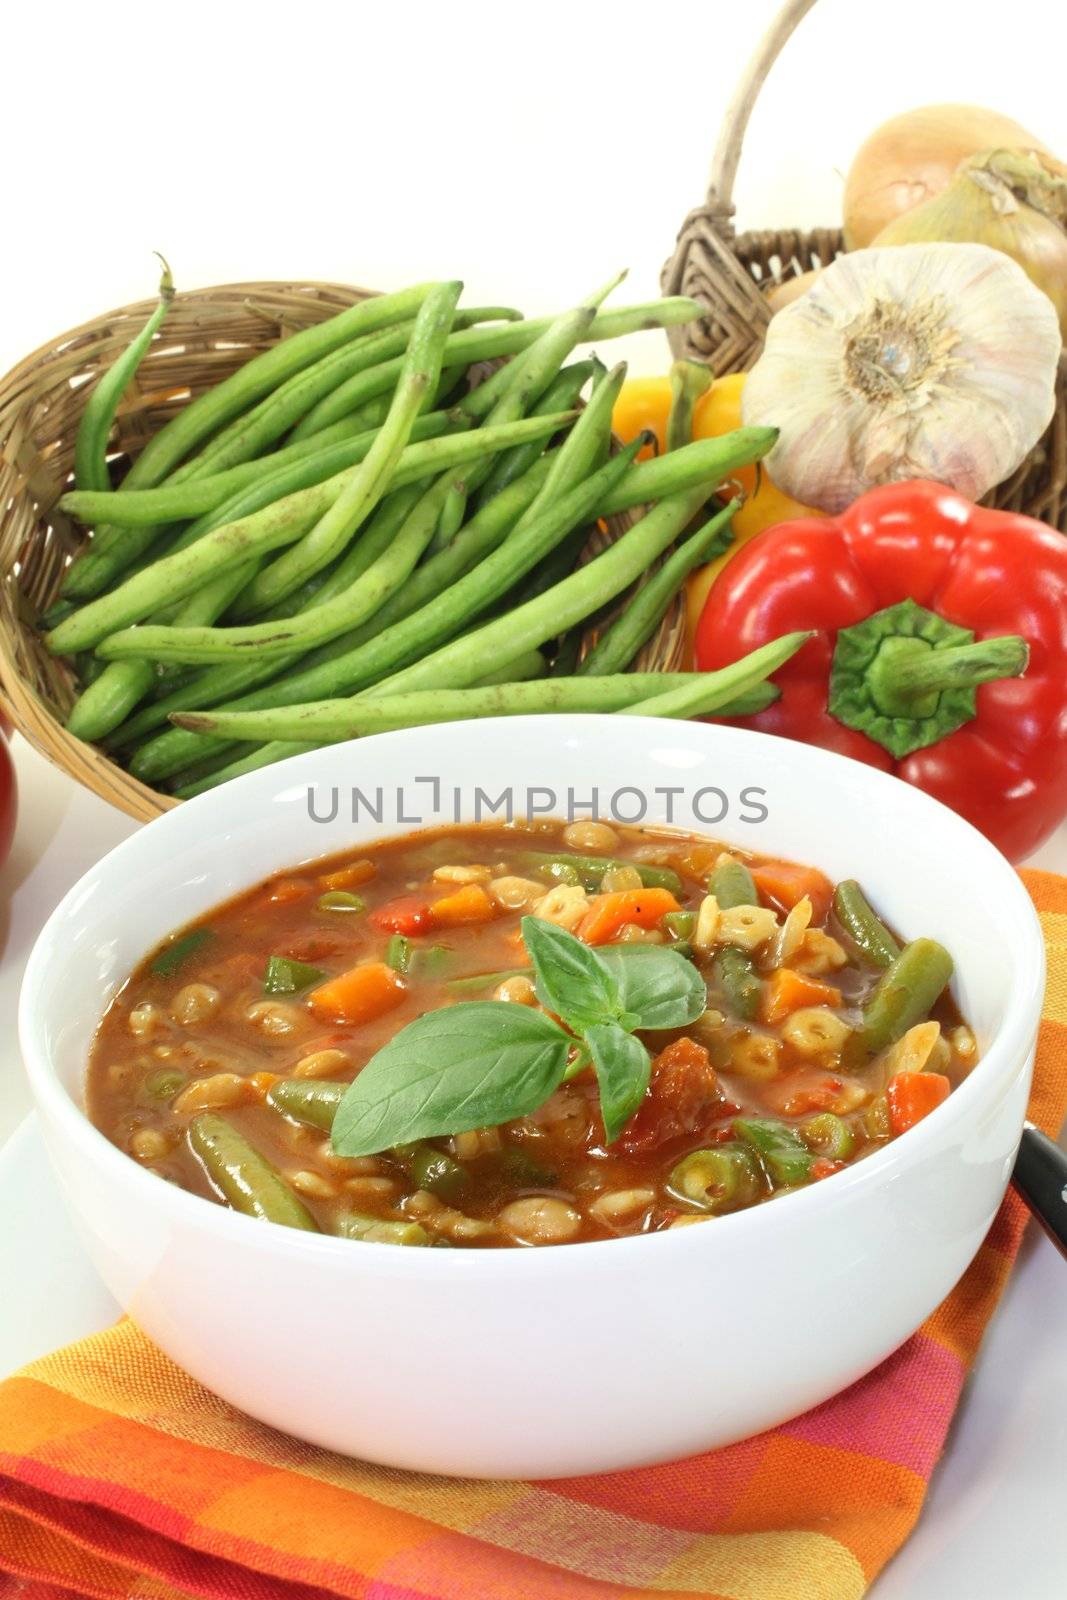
[742,242,1061,515]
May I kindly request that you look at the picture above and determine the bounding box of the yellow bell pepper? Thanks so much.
[612,371,821,659]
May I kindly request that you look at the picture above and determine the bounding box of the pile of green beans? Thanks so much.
[47,269,788,797]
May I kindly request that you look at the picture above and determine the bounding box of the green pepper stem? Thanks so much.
[867,634,1028,716]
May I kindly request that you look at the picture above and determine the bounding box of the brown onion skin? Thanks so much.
[843,103,1053,250]
[872,155,1067,336]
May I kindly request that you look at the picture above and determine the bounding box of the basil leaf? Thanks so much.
[331,1002,571,1157]
[585,1022,651,1143]
[598,945,707,1031]
[521,915,620,1029]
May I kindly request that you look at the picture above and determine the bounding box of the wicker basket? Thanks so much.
[0,281,677,822]
[661,0,1067,530]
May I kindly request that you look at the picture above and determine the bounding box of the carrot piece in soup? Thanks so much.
[308,962,406,1024]
[578,887,680,946]
[430,884,496,927]
[751,862,833,924]
[319,860,376,892]
[762,968,843,1024]
[265,878,314,906]
[886,1070,950,1135]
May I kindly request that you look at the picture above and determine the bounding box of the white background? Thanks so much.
[3,0,1066,377]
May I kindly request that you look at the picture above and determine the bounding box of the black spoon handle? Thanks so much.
[1012,1124,1067,1260]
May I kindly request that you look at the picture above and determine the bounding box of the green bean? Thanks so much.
[433,350,617,564]
[48,289,461,659]
[176,305,516,482]
[622,633,813,718]
[220,281,459,618]
[304,457,553,666]
[801,1113,854,1161]
[61,417,392,623]
[187,1113,318,1229]
[137,284,438,481]
[386,934,412,973]
[60,411,460,527]
[666,359,712,453]
[66,557,263,740]
[548,628,583,677]
[713,946,761,1020]
[50,486,340,655]
[521,851,682,894]
[495,524,589,614]
[445,967,528,993]
[577,498,737,675]
[142,1068,186,1103]
[431,296,603,549]
[120,482,427,761]
[832,881,901,970]
[169,671,727,743]
[336,1214,433,1245]
[109,467,549,762]
[366,481,722,699]
[125,428,773,776]
[65,460,433,740]
[317,890,366,912]
[733,1118,815,1187]
[709,857,757,909]
[476,648,547,684]
[267,1078,344,1132]
[176,741,322,796]
[393,1143,469,1202]
[597,430,775,516]
[171,662,777,761]
[477,360,594,503]
[60,283,437,599]
[151,925,215,975]
[531,361,624,509]
[348,434,775,697]
[289,295,701,440]
[663,909,696,941]
[171,681,780,798]
[263,955,326,994]
[74,257,174,494]
[97,430,579,665]
[666,1144,765,1212]
[429,282,619,548]
[61,424,771,661]
[144,603,776,798]
[179,442,629,692]
[860,938,954,1056]
[266,1082,469,1204]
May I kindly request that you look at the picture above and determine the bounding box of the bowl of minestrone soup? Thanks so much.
[19,715,1044,1477]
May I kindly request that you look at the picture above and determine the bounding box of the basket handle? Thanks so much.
[706,0,819,212]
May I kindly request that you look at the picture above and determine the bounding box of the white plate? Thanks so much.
[1,1114,1064,1598]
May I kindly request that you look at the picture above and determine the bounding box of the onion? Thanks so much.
[874,149,1067,335]
[766,269,820,313]
[843,104,1055,250]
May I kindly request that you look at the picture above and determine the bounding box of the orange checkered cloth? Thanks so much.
[1,868,1065,1600]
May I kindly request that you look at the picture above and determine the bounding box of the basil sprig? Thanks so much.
[332,916,707,1156]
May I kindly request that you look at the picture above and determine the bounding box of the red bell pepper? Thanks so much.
[695,480,1067,862]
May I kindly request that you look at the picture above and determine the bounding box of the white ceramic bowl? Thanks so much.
[19,717,1044,1478]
